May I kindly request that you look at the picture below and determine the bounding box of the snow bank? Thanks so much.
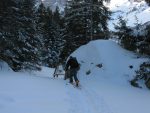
[0,65,70,113]
[69,40,150,113]
[0,60,12,72]
[71,40,146,84]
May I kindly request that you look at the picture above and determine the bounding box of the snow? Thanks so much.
[106,0,150,31]
[0,63,69,113]
[41,0,150,30]
[0,40,150,113]
[42,0,66,12]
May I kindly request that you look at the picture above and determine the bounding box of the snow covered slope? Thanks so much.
[0,63,68,113]
[42,0,150,30]
[107,0,150,30]
[0,40,150,113]
[72,40,147,85]
[41,0,150,31]
[68,40,150,113]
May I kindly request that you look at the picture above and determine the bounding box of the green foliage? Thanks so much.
[132,61,150,89]
[36,3,65,67]
[130,80,141,88]
[0,0,111,70]
[114,16,150,55]
[0,0,64,70]
[135,24,150,56]
[136,62,150,81]
[114,16,137,51]
[60,0,110,61]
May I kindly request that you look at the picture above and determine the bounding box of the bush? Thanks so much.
[133,61,150,89]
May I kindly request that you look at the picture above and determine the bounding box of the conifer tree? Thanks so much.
[12,0,42,70]
[0,0,42,70]
[114,16,136,51]
[36,4,64,67]
[60,0,110,61]
[137,25,150,55]
[0,0,21,70]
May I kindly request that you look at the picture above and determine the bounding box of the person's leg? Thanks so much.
[69,69,73,83]
[73,73,78,82]
[73,68,79,86]
[70,76,73,83]
[74,75,79,87]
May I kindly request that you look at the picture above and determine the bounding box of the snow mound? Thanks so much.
[0,61,12,72]
[71,40,147,85]
[69,40,150,113]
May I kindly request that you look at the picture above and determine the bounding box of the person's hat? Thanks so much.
[70,56,73,59]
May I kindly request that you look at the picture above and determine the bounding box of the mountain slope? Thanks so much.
[0,40,150,113]
[41,0,150,31]
[107,0,150,30]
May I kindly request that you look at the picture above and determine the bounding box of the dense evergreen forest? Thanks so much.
[0,0,149,71]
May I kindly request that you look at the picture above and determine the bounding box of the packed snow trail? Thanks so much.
[65,80,113,113]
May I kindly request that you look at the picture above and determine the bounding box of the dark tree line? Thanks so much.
[0,0,64,71]
[0,0,110,71]
[0,0,39,70]
[60,0,110,61]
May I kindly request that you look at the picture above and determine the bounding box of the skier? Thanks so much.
[65,56,80,87]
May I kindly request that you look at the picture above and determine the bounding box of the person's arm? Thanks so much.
[65,59,70,71]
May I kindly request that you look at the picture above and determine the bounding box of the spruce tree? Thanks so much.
[13,0,42,70]
[0,0,42,70]
[61,0,110,61]
[114,16,136,51]
[0,0,21,70]
[138,25,150,55]
[36,4,64,67]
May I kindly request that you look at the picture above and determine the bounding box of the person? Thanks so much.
[65,56,80,87]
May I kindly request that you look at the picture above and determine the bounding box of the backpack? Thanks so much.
[70,57,80,70]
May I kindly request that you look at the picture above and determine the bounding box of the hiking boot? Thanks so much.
[76,80,79,87]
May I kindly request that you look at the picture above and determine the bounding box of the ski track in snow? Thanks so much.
[83,87,113,113]
[66,84,113,113]
[23,71,114,113]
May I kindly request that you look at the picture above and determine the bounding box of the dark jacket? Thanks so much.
[65,57,79,71]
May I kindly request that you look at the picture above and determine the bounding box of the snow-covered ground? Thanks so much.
[0,40,150,113]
